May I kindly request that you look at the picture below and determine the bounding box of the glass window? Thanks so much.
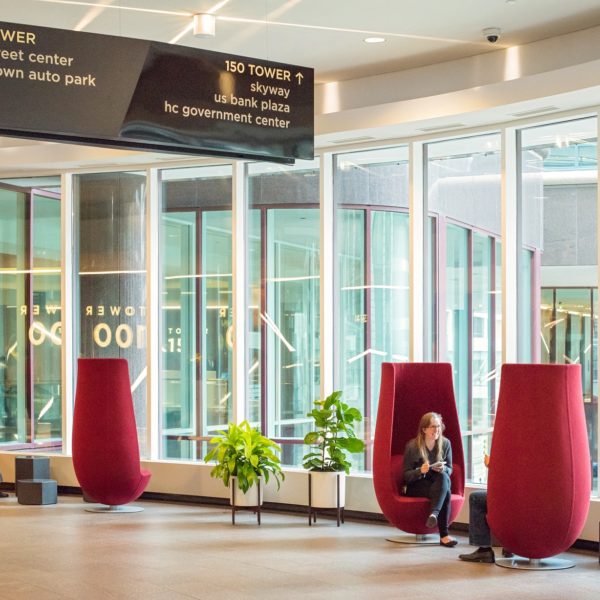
[427,134,502,481]
[0,184,61,448]
[541,287,597,493]
[369,211,409,421]
[471,232,496,482]
[337,208,365,421]
[74,171,148,456]
[159,165,232,460]
[518,249,534,362]
[31,192,62,443]
[445,223,469,439]
[494,238,502,431]
[426,216,437,361]
[248,159,320,467]
[520,117,598,493]
[334,146,409,471]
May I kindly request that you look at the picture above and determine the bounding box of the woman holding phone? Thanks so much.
[402,412,456,547]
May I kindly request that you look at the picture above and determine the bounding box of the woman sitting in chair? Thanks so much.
[403,412,457,547]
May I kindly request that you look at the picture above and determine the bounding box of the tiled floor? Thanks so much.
[0,495,597,599]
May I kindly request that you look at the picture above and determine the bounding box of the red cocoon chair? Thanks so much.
[73,358,151,512]
[487,364,590,568]
[373,362,465,541]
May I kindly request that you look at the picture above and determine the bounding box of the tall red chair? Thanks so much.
[73,358,151,512]
[373,362,465,542]
[487,364,590,569]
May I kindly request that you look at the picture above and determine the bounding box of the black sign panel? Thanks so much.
[0,21,314,163]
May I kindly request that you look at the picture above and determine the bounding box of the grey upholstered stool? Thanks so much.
[17,479,57,505]
[0,471,8,497]
[15,456,50,495]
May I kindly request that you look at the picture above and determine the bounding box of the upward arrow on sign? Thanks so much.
[295,72,304,85]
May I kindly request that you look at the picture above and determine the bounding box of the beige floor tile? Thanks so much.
[0,495,596,600]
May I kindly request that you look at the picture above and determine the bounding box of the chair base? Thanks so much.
[85,505,144,513]
[495,556,574,570]
[386,533,440,545]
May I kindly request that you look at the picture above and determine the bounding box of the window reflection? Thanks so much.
[75,171,148,455]
[248,159,320,467]
[427,134,502,482]
[160,166,232,460]
[0,184,62,448]
[32,193,62,443]
[521,117,598,493]
[334,147,410,471]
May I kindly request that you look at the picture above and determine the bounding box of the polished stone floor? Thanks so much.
[0,495,597,599]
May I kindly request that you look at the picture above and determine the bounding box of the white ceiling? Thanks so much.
[4,0,600,83]
[3,0,600,172]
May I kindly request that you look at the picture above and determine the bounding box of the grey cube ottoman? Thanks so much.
[17,478,57,505]
[15,456,50,495]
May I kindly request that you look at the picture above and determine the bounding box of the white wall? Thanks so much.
[314,25,600,144]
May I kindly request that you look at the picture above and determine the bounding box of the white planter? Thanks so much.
[308,471,346,508]
[229,476,263,507]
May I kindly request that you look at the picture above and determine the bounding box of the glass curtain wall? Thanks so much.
[425,217,437,362]
[333,147,410,471]
[74,171,148,456]
[427,134,502,482]
[31,191,62,443]
[518,249,535,362]
[520,117,598,492]
[159,165,232,460]
[0,184,61,448]
[4,113,600,503]
[247,159,320,467]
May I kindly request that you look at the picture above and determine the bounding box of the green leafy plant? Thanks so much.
[302,390,365,473]
[204,420,284,493]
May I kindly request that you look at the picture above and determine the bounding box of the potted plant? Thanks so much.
[302,390,365,511]
[204,420,284,511]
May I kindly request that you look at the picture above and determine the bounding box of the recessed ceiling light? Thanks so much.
[418,123,465,133]
[509,105,560,117]
[330,136,377,144]
[364,37,385,44]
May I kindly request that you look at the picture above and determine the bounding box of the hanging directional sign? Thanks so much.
[0,21,314,163]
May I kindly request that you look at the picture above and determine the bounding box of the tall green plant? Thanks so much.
[204,421,284,493]
[302,390,365,473]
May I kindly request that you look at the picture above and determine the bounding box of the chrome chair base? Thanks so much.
[85,505,144,513]
[386,533,440,545]
[496,556,574,570]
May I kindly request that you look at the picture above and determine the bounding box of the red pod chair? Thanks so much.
[487,363,591,569]
[373,362,465,543]
[73,358,152,512]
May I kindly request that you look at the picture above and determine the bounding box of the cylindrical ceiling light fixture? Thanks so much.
[193,13,216,37]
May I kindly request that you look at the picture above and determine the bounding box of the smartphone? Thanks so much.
[430,461,446,469]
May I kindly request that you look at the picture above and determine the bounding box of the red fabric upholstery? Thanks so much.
[73,358,151,506]
[373,362,465,534]
[487,364,591,559]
